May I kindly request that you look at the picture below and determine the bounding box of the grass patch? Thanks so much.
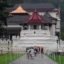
[0,53,24,64]
[49,54,64,64]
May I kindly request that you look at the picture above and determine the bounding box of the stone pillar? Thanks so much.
[39,25,41,30]
[56,19,60,32]
[52,24,56,36]
[29,25,31,30]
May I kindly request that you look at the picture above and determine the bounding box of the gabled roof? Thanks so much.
[43,12,57,24]
[10,6,27,14]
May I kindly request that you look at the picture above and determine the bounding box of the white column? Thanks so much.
[52,24,56,36]
[29,25,31,30]
[56,19,60,32]
[39,25,41,30]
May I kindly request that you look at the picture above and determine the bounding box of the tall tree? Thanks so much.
[0,0,9,38]
[0,0,10,25]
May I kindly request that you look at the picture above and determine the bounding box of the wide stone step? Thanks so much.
[13,36,58,40]
[21,30,50,36]
[13,40,57,51]
[21,34,50,37]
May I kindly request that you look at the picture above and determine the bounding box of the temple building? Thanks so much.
[3,3,60,53]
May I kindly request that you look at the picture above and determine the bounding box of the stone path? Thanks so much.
[10,54,58,64]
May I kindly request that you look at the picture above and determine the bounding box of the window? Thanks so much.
[30,25,39,30]
[33,25,37,29]
[33,25,39,29]
[41,25,47,30]
[23,24,28,30]
[55,32,60,37]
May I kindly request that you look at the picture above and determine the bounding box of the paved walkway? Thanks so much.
[10,54,58,64]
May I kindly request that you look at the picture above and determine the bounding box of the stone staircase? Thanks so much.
[21,30,50,37]
[12,30,58,52]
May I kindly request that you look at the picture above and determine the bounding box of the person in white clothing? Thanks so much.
[29,49,35,59]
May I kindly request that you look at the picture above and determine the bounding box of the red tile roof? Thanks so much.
[28,10,42,24]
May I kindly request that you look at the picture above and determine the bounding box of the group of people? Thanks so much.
[26,47,44,59]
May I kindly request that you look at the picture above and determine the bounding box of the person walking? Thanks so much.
[41,48,44,57]
[34,48,37,56]
[29,49,35,59]
[41,48,44,54]
[26,49,30,59]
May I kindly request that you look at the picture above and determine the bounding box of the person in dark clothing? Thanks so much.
[41,48,44,54]
[34,48,37,56]
[41,48,44,57]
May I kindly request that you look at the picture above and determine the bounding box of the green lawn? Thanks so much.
[0,53,24,64]
[49,54,64,64]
